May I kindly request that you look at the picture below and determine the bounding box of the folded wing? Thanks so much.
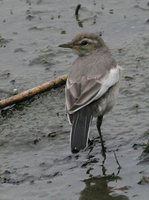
[66,65,121,114]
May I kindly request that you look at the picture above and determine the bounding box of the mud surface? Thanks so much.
[0,0,149,200]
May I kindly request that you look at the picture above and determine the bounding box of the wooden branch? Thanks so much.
[0,74,67,109]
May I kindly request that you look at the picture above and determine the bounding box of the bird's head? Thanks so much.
[59,32,106,56]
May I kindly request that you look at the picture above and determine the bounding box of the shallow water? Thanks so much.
[0,0,149,200]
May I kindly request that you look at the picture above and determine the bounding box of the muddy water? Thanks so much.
[0,0,149,199]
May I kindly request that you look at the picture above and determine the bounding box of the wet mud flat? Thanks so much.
[0,0,149,200]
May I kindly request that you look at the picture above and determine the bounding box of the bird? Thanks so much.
[59,32,121,154]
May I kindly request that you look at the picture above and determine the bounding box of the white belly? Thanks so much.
[92,82,120,117]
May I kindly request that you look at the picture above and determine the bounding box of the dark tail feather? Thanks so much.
[70,107,91,153]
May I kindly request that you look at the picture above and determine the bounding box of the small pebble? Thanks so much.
[33,138,41,144]
[47,180,52,184]
[99,31,103,36]
[118,48,123,53]
[109,9,114,14]
[61,30,66,34]
[10,79,16,85]
[26,15,35,21]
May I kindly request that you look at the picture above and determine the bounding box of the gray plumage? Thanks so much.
[59,32,121,153]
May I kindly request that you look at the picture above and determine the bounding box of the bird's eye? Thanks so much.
[80,40,88,46]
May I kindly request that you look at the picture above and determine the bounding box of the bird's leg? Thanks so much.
[88,138,94,146]
[87,117,94,148]
[97,116,106,158]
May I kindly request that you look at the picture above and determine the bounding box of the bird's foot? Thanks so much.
[88,138,94,146]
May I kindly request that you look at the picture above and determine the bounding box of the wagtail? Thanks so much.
[59,32,121,153]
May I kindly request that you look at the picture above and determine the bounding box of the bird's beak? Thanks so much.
[58,42,73,49]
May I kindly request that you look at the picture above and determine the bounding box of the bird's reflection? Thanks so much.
[79,174,129,200]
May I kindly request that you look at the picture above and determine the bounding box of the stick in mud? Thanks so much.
[75,4,83,28]
[75,4,81,16]
[0,74,67,109]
